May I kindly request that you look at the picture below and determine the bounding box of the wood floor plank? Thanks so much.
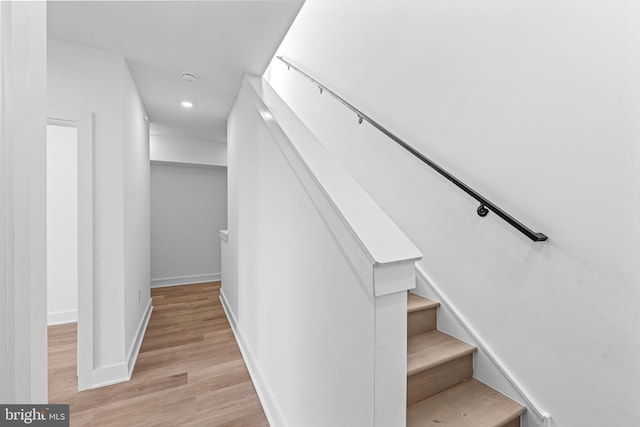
[48,281,268,426]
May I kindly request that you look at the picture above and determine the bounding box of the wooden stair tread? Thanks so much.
[408,292,439,313]
[407,379,524,427]
[408,331,476,376]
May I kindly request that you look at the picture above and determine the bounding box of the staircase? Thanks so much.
[407,292,524,426]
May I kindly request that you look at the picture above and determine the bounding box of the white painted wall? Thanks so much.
[224,76,420,426]
[48,38,151,386]
[122,61,151,364]
[150,134,227,167]
[48,38,125,370]
[265,1,640,426]
[150,164,227,287]
[46,124,78,325]
[0,4,5,402]
[0,0,48,403]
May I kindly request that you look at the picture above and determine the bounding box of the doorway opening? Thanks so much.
[46,123,79,399]
[46,124,78,326]
[46,108,94,394]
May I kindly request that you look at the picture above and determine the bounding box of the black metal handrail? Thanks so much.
[276,56,548,242]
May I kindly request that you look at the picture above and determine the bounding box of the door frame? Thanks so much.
[47,106,95,391]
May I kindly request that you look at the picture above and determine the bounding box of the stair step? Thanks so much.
[407,330,476,403]
[408,331,475,376]
[408,293,439,313]
[407,379,524,427]
[408,293,439,336]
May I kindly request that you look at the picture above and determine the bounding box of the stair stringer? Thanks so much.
[413,265,552,427]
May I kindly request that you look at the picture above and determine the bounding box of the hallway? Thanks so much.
[48,282,268,426]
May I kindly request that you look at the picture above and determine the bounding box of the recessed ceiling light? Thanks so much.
[181,101,193,108]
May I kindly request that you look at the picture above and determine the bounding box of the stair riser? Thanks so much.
[407,308,437,337]
[407,354,473,405]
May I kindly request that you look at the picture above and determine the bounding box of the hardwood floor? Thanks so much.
[48,282,269,427]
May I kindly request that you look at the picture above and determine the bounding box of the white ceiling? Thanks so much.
[47,1,304,142]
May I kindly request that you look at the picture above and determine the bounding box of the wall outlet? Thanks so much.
[138,289,141,302]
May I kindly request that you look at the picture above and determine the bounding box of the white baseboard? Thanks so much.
[219,289,287,427]
[151,273,221,288]
[91,299,153,389]
[127,299,153,378]
[48,309,78,326]
[414,266,550,427]
[91,363,129,388]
